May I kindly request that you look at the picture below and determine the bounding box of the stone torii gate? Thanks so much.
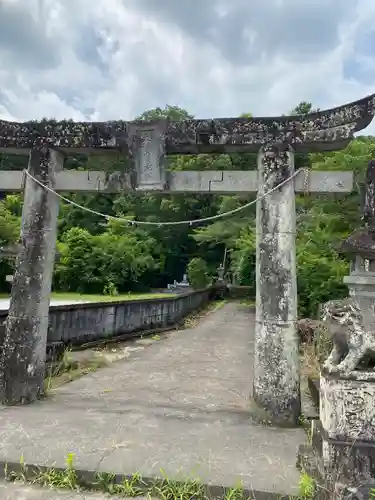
[0,93,374,425]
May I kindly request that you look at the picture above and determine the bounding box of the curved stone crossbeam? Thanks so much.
[0,93,374,154]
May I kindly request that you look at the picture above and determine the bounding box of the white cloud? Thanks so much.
[0,0,374,136]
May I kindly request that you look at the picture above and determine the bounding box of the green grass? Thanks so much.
[44,348,110,393]
[50,292,174,302]
[5,453,251,499]
[0,292,175,302]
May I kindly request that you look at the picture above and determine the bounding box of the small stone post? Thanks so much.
[0,146,63,405]
[253,144,300,426]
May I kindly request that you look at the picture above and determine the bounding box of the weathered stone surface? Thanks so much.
[341,230,375,259]
[0,93,374,154]
[321,298,375,375]
[307,377,320,410]
[320,372,375,441]
[302,376,375,496]
[319,372,375,486]
[0,244,60,262]
[126,120,168,191]
[0,148,63,405]
[253,144,300,426]
[363,160,375,234]
[0,169,355,194]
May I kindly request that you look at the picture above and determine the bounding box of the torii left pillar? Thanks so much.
[0,146,63,405]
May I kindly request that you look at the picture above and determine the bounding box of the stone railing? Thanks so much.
[0,288,212,348]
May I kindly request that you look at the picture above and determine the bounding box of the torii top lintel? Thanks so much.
[0,93,374,155]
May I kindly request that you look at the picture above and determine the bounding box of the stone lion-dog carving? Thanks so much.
[321,298,375,375]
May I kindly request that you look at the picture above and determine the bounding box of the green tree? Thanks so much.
[290,101,320,115]
[136,105,193,122]
[187,257,210,289]
[0,199,21,287]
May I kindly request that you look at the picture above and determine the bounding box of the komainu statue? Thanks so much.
[321,298,375,375]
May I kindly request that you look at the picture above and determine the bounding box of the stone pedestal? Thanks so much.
[319,371,375,491]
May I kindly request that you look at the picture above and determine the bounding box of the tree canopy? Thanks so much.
[0,103,373,316]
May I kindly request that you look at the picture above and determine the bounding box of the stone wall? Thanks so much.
[0,288,212,347]
[226,285,254,299]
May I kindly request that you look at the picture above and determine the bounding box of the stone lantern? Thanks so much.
[216,264,225,283]
[341,160,375,330]
[341,229,375,330]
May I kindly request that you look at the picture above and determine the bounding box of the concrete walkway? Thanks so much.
[0,481,128,499]
[0,303,306,497]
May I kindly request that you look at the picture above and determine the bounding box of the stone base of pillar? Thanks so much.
[320,370,375,480]
[298,370,375,498]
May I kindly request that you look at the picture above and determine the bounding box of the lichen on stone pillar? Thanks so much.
[253,143,300,426]
[0,146,63,405]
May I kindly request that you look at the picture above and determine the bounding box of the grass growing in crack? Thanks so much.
[4,453,255,499]
[298,471,315,499]
[43,348,109,394]
[222,481,246,500]
[34,452,79,490]
[93,471,145,496]
[4,454,28,483]
[152,469,204,500]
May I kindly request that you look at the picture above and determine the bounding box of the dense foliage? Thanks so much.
[187,257,210,289]
[0,103,373,317]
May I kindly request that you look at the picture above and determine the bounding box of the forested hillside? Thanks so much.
[0,102,374,317]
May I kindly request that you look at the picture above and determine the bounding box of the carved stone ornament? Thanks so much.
[321,298,375,376]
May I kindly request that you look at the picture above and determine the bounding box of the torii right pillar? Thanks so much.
[252,95,375,426]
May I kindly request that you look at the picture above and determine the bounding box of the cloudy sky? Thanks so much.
[0,0,375,134]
